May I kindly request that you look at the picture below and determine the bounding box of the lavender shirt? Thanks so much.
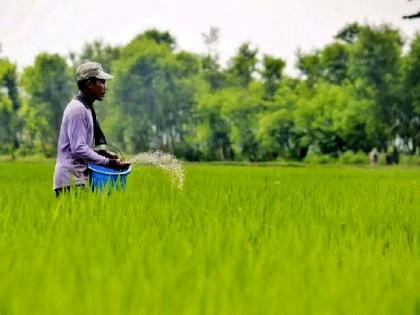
[53,98,109,189]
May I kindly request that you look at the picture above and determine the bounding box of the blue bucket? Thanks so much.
[88,162,131,192]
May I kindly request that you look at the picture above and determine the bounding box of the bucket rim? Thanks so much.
[88,162,131,176]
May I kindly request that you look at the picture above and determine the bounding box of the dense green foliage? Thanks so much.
[0,23,419,160]
[0,163,419,314]
[20,54,73,156]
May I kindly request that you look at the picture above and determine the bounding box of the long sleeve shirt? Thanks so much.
[53,98,109,189]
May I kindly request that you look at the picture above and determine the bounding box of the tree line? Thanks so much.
[0,23,419,161]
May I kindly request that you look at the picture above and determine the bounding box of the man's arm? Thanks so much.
[67,111,109,165]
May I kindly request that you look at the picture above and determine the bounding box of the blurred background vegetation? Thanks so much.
[0,23,419,163]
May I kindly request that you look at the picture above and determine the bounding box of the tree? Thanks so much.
[200,27,226,91]
[403,0,420,19]
[201,54,226,91]
[0,88,14,154]
[257,79,301,159]
[69,39,120,72]
[196,82,264,161]
[107,36,198,154]
[2,23,413,160]
[261,55,285,99]
[195,87,234,160]
[0,58,21,152]
[296,50,321,85]
[227,42,258,88]
[294,82,376,156]
[403,12,420,19]
[202,26,220,56]
[400,34,420,154]
[21,53,73,155]
[222,83,263,161]
[335,23,362,44]
[318,43,350,85]
[133,29,177,51]
[347,24,403,148]
[297,42,350,86]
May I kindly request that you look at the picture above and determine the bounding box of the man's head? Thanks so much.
[76,62,113,101]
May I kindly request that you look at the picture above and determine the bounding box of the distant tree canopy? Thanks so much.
[20,53,73,155]
[1,22,419,159]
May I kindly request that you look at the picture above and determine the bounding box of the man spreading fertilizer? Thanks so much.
[53,61,130,197]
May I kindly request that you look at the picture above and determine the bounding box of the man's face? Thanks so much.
[87,79,107,101]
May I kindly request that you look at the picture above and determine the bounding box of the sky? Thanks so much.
[1,0,420,74]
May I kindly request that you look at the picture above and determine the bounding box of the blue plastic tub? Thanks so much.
[88,162,131,192]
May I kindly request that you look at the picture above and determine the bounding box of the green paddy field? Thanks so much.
[0,162,419,314]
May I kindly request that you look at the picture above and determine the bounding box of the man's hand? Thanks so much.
[96,149,119,159]
[105,151,119,159]
[108,158,131,170]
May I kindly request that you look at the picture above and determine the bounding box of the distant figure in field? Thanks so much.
[384,146,400,165]
[369,147,379,165]
[385,153,393,165]
[392,146,399,165]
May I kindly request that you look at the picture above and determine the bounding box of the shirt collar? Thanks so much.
[75,92,94,108]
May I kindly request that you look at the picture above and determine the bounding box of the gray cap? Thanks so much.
[76,62,113,81]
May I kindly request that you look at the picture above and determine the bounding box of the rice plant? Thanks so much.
[0,162,419,314]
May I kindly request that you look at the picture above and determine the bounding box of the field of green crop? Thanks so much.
[0,162,419,314]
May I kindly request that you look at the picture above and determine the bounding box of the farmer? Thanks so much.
[369,147,379,165]
[53,61,129,197]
